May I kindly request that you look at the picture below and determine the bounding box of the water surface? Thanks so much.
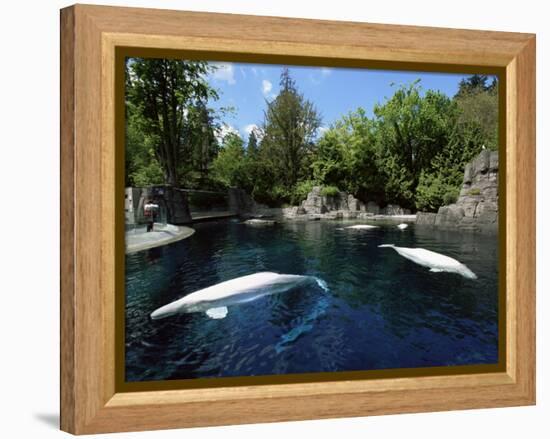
[125,220,499,382]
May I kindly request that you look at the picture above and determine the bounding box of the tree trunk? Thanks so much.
[165,164,178,187]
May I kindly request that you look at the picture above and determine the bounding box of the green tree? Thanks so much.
[126,58,219,186]
[180,101,220,186]
[415,76,498,211]
[125,110,164,187]
[259,69,321,187]
[456,74,497,97]
[313,108,383,201]
[372,82,460,208]
[211,132,250,188]
[247,130,258,156]
[455,75,499,150]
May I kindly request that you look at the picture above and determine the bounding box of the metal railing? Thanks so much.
[176,188,231,214]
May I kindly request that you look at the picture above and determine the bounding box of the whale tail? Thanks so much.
[275,297,330,354]
[313,277,329,293]
[378,244,396,248]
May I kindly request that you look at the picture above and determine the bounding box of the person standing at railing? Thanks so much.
[144,199,159,232]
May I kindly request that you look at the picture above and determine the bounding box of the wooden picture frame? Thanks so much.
[60,4,536,434]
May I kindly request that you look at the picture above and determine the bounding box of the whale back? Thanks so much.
[184,272,283,303]
[378,244,477,279]
[150,272,312,319]
[394,247,461,268]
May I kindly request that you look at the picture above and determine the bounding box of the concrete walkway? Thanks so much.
[125,223,195,254]
[190,211,237,222]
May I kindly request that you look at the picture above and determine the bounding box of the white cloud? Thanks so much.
[262,79,272,96]
[243,124,258,135]
[317,126,329,137]
[309,75,321,85]
[309,68,333,85]
[243,124,264,141]
[215,123,240,143]
[251,67,259,77]
[210,63,236,85]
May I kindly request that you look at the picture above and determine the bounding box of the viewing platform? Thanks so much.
[126,223,195,254]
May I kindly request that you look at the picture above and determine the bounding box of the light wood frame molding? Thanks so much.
[60,4,536,434]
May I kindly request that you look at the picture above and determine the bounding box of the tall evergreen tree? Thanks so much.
[247,130,258,155]
[259,69,321,186]
[183,101,220,182]
[456,74,498,97]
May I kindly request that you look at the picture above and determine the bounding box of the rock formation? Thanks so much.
[416,149,499,233]
[283,186,411,220]
[380,204,411,216]
[300,186,365,214]
[366,201,380,215]
[228,187,257,215]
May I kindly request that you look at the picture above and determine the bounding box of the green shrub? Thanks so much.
[254,185,293,207]
[321,185,340,197]
[443,190,458,205]
[290,180,316,205]
[416,171,460,212]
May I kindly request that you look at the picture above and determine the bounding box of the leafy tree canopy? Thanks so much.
[126,66,498,212]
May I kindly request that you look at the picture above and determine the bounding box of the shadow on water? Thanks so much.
[125,220,499,381]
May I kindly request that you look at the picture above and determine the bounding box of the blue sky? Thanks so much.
[206,62,482,140]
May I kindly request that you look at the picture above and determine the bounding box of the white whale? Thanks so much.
[378,244,477,279]
[346,224,379,230]
[150,272,324,320]
[397,223,408,230]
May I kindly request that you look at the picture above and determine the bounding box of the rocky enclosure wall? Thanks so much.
[416,149,498,233]
[125,186,192,225]
[283,186,411,220]
[227,187,266,215]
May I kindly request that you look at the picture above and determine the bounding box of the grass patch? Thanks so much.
[468,188,481,196]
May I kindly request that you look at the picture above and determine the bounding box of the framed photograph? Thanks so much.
[60,4,536,434]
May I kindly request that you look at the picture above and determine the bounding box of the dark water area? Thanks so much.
[125,220,499,382]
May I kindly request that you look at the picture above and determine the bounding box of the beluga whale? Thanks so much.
[378,244,477,279]
[346,224,379,230]
[150,272,328,320]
